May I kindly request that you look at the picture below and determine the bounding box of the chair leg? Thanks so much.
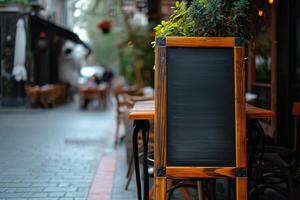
[126,154,134,178]
[197,181,204,200]
[115,115,120,147]
[125,162,134,190]
[155,177,167,200]
[236,178,247,200]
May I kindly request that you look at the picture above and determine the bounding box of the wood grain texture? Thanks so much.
[166,167,236,179]
[236,178,247,200]
[234,47,247,169]
[246,104,276,119]
[128,100,276,120]
[154,45,167,171]
[128,100,154,120]
[155,178,167,200]
[166,37,236,47]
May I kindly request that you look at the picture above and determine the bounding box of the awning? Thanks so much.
[30,14,92,55]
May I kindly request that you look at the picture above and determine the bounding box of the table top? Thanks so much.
[128,100,276,120]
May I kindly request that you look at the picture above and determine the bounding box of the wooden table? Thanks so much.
[128,100,276,200]
[128,100,276,120]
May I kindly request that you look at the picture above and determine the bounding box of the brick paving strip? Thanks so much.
[88,154,117,200]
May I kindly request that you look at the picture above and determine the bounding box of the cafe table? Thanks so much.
[128,100,276,200]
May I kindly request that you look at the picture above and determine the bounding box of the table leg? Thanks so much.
[132,121,142,200]
[132,120,150,200]
[247,119,265,198]
[142,122,150,200]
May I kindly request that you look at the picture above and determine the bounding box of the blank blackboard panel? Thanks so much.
[167,47,236,167]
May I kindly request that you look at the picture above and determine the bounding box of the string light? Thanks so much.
[268,0,274,5]
[258,10,264,17]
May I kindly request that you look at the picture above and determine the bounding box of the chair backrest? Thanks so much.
[292,102,300,151]
[154,37,246,198]
[25,85,40,98]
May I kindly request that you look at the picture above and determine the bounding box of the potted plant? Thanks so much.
[97,20,112,34]
[153,0,249,38]
[153,1,250,199]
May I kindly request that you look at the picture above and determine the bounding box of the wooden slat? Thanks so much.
[235,46,247,200]
[235,47,247,169]
[270,1,278,138]
[166,167,236,179]
[128,100,276,120]
[154,45,167,171]
[155,178,167,200]
[166,37,236,47]
[246,104,276,119]
[128,100,154,120]
[236,178,247,200]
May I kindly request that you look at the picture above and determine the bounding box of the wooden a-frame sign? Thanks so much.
[154,37,247,200]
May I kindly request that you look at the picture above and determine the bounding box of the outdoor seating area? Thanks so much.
[79,84,109,109]
[24,84,67,108]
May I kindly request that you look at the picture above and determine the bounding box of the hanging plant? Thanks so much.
[97,20,112,34]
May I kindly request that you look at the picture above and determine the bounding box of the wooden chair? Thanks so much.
[24,85,40,107]
[154,37,246,200]
[248,102,300,199]
[79,84,109,109]
[123,95,155,190]
[112,85,141,146]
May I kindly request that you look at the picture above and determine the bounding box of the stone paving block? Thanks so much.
[65,192,87,198]
[48,192,66,197]
[31,183,58,187]
[62,176,83,179]
[28,198,59,200]
[2,183,32,188]
[3,188,16,193]
[57,183,70,187]
[0,193,26,198]
[43,187,77,192]
[14,187,44,193]
[22,192,34,197]
[4,198,28,200]
[22,179,50,183]
[28,193,48,198]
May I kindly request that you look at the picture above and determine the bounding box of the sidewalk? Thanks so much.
[0,102,136,200]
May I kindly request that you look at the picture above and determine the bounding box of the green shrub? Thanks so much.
[189,0,250,38]
[153,1,194,37]
[153,0,250,38]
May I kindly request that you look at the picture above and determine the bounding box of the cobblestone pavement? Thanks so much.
[0,103,134,200]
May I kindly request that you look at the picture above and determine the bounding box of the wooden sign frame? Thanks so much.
[154,37,247,200]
